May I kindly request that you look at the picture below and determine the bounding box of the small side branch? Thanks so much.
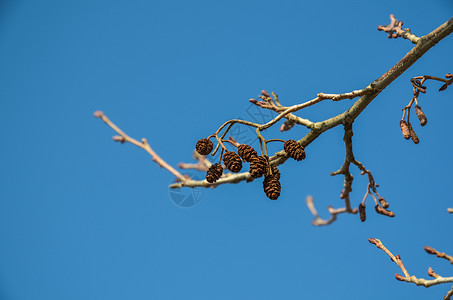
[317,86,375,101]
[330,124,392,223]
[369,238,453,299]
[424,246,453,265]
[378,14,420,44]
[306,196,357,226]
[94,111,187,182]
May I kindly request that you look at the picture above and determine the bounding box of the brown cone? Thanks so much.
[284,140,306,161]
[196,138,213,155]
[414,105,427,126]
[249,156,268,178]
[265,165,280,180]
[206,163,223,183]
[400,120,410,140]
[237,144,258,162]
[263,175,281,200]
[223,151,242,173]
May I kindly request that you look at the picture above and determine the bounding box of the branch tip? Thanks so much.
[94,110,104,118]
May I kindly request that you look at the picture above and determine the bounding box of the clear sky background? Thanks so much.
[1,0,452,299]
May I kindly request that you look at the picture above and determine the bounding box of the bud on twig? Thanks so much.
[400,120,410,140]
[113,135,126,143]
[428,267,438,278]
[261,90,270,98]
[280,120,295,132]
[368,238,378,245]
[94,110,104,118]
[414,105,427,126]
[395,273,406,281]
[424,246,437,255]
[359,203,366,222]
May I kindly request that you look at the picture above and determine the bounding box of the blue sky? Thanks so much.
[1,0,452,299]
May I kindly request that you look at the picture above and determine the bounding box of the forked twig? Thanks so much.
[369,238,453,299]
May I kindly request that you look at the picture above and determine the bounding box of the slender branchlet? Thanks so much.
[369,238,453,299]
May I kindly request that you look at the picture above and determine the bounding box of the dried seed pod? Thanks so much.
[196,138,213,155]
[237,144,258,162]
[206,163,223,183]
[400,120,410,140]
[249,156,268,178]
[414,105,427,126]
[284,140,306,161]
[265,165,280,181]
[263,175,281,200]
[223,151,242,173]
[375,205,395,217]
[359,203,366,222]
[407,122,419,144]
[378,197,389,209]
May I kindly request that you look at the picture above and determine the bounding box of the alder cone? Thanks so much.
[263,175,281,200]
[284,140,306,161]
[237,144,258,162]
[414,105,427,126]
[223,151,242,173]
[399,120,410,140]
[206,163,223,183]
[249,155,268,178]
[265,165,280,180]
[196,138,213,155]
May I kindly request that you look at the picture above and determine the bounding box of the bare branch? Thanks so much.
[168,15,453,189]
[306,195,357,226]
[424,246,453,264]
[94,111,187,182]
[369,238,453,295]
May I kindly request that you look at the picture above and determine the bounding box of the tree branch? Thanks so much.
[168,15,453,189]
[94,111,187,182]
[369,238,453,299]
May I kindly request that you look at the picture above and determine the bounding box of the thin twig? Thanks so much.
[306,195,357,226]
[369,238,453,296]
[94,111,187,182]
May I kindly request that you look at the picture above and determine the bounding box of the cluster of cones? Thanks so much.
[195,138,307,200]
